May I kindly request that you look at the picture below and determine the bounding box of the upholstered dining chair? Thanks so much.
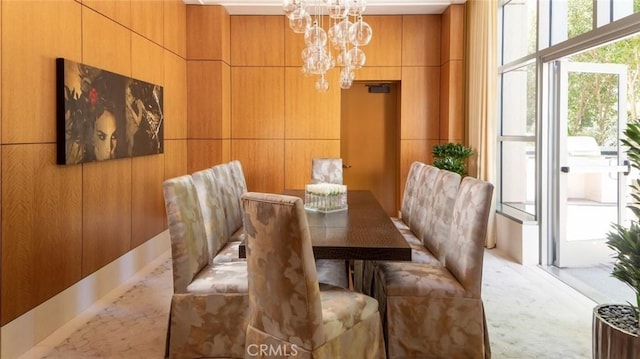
[391,161,427,231]
[373,177,494,359]
[242,192,386,358]
[311,158,343,184]
[163,175,249,358]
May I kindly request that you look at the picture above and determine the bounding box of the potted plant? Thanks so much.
[432,142,474,176]
[596,120,640,359]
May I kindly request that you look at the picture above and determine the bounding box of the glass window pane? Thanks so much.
[551,0,593,45]
[502,0,537,64]
[501,141,536,216]
[501,63,536,136]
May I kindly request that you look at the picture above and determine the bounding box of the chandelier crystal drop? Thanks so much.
[284,0,371,91]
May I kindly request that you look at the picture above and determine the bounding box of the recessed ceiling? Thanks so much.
[183,0,465,15]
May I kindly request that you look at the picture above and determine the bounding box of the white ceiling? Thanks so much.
[182,0,465,15]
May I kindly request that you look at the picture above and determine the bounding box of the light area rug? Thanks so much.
[22,249,594,358]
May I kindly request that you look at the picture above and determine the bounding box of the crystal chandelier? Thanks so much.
[283,0,372,92]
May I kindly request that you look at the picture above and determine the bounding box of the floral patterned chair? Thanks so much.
[357,164,442,294]
[242,192,386,358]
[311,158,343,184]
[373,177,494,359]
[163,175,249,358]
[390,161,427,231]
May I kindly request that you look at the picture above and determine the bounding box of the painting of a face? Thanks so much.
[93,110,117,160]
[58,59,164,165]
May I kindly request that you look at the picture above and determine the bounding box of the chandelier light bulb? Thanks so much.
[347,47,366,69]
[315,75,330,92]
[289,8,312,33]
[284,0,370,91]
[347,0,367,16]
[349,18,372,46]
[305,23,328,47]
[283,0,305,16]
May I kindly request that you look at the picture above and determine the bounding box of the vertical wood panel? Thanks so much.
[1,0,81,144]
[164,0,187,57]
[187,139,224,173]
[362,16,402,67]
[82,0,131,28]
[284,16,305,67]
[401,66,440,140]
[441,4,464,63]
[284,67,340,139]
[402,15,441,67]
[231,140,284,193]
[132,33,164,86]
[131,0,164,45]
[187,5,229,61]
[164,139,187,180]
[187,61,227,139]
[284,140,340,189]
[441,6,451,64]
[1,144,82,325]
[82,159,132,276]
[83,6,131,77]
[132,154,166,248]
[231,16,284,66]
[440,60,464,141]
[231,67,285,139]
[164,50,187,140]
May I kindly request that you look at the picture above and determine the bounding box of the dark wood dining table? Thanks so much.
[239,189,411,261]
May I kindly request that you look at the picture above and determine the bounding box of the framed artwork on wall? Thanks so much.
[56,58,164,165]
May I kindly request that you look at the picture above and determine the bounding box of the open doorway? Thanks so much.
[545,34,640,305]
[340,82,399,216]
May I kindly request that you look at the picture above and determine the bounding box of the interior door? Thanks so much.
[341,82,398,216]
[553,60,629,267]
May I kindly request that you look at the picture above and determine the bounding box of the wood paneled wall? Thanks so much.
[0,0,188,325]
[186,8,465,198]
[186,5,231,173]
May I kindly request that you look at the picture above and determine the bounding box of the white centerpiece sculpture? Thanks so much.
[304,183,348,212]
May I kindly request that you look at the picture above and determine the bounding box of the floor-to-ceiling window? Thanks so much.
[499,0,640,304]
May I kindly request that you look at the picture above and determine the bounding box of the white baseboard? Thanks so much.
[1,230,171,359]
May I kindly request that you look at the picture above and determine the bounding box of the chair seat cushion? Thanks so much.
[212,240,242,264]
[187,261,248,294]
[376,262,468,298]
[318,283,380,342]
[229,227,245,242]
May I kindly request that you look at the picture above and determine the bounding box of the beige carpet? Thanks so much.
[22,249,594,358]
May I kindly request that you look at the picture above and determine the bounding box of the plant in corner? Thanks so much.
[595,120,640,359]
[432,142,474,177]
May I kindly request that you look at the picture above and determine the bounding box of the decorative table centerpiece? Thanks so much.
[304,183,348,212]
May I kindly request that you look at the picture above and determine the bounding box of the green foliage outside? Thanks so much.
[607,120,640,325]
[432,143,473,177]
[522,0,640,147]
[566,1,640,147]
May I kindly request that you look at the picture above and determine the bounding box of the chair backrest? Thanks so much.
[192,168,228,259]
[400,161,426,221]
[444,177,494,298]
[311,158,343,184]
[228,160,248,199]
[407,165,440,237]
[163,175,209,294]
[423,170,461,262]
[212,163,243,236]
[242,192,325,349]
